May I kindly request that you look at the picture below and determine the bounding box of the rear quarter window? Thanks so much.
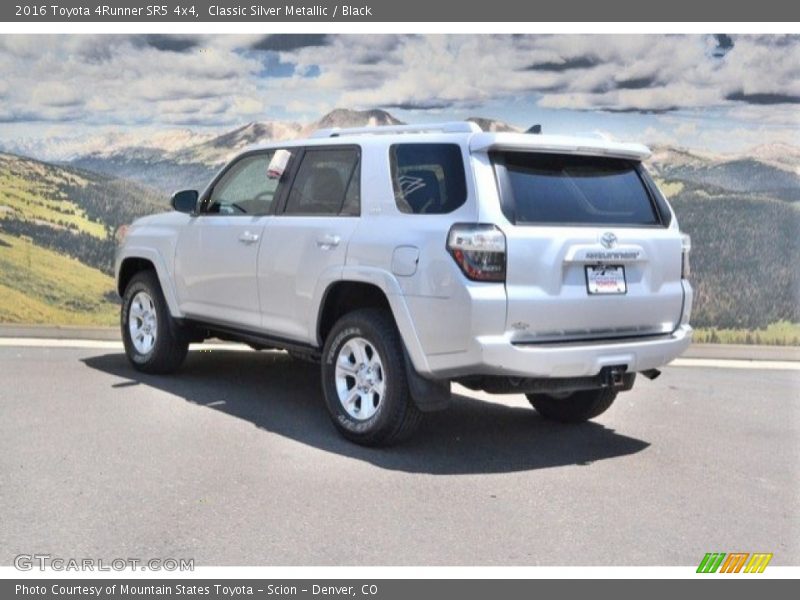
[390,143,467,214]
[493,152,661,226]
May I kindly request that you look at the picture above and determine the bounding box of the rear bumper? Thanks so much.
[424,324,693,378]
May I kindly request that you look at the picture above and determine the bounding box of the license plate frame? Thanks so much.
[585,265,627,295]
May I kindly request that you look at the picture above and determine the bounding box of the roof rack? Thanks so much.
[310,121,482,138]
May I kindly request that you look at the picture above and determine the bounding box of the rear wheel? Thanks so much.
[321,309,421,446]
[121,270,188,374]
[527,388,617,423]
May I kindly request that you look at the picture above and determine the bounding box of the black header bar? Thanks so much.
[2,0,798,22]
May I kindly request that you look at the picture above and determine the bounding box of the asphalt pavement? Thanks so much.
[0,343,797,566]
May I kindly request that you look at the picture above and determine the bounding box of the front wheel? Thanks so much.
[121,270,188,374]
[321,309,421,446]
[527,388,617,423]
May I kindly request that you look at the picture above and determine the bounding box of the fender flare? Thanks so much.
[324,266,433,377]
[116,246,184,318]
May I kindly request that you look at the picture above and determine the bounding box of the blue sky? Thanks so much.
[0,34,797,158]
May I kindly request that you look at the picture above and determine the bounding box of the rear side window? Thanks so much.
[391,143,467,214]
[494,152,659,226]
[285,148,360,216]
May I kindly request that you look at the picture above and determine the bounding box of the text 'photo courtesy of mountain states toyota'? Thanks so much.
[116,121,693,446]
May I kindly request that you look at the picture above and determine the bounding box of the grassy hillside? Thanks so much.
[0,153,165,326]
[0,233,117,325]
[693,321,800,345]
[0,152,165,275]
[0,153,166,225]
[0,154,106,237]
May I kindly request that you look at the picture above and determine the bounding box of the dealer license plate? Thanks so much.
[585,265,627,295]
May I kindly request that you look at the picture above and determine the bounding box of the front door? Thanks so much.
[175,150,285,330]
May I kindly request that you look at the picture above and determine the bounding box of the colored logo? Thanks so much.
[696,552,773,573]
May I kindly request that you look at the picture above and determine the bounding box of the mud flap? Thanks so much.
[403,350,451,412]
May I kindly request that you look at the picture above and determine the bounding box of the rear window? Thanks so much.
[494,152,659,225]
[390,143,467,214]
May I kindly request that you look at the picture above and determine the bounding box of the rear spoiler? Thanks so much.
[469,132,651,161]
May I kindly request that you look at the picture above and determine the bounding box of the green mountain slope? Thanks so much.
[0,154,106,238]
[0,152,166,274]
[668,182,799,329]
[0,153,166,326]
[0,233,117,325]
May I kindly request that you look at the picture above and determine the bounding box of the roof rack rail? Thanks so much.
[310,121,482,138]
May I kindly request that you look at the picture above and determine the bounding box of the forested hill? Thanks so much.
[0,152,165,274]
[666,180,799,329]
[0,152,167,325]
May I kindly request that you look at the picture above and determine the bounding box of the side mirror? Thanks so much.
[170,189,198,214]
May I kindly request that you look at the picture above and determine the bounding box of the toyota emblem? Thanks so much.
[600,232,618,249]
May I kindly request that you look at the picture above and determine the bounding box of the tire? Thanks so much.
[321,308,422,446]
[527,388,617,423]
[121,270,188,374]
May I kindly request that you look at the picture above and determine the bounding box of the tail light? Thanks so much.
[681,234,691,279]
[447,224,506,282]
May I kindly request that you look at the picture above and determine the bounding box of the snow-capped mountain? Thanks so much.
[4,107,795,200]
[746,142,800,175]
[305,108,403,133]
[2,128,218,163]
[67,110,515,170]
[170,121,304,166]
[465,117,520,132]
[62,109,406,191]
[648,146,722,171]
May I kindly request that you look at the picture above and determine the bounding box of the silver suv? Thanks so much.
[116,122,693,445]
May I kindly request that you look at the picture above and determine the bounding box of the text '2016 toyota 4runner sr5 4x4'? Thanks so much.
[116,122,693,446]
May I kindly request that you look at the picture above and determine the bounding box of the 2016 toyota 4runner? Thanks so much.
[115,122,693,446]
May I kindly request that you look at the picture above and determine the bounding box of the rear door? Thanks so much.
[257,146,361,343]
[490,151,685,342]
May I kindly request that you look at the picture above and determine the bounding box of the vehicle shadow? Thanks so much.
[82,349,650,475]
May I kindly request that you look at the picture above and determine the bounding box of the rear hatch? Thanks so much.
[489,149,685,343]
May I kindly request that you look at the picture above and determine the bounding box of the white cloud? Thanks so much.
[31,82,83,107]
[0,35,266,126]
[0,34,797,152]
[275,34,800,117]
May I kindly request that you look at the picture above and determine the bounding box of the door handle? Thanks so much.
[238,231,260,244]
[316,234,341,250]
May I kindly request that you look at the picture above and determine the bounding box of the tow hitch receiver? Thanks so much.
[601,365,628,388]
